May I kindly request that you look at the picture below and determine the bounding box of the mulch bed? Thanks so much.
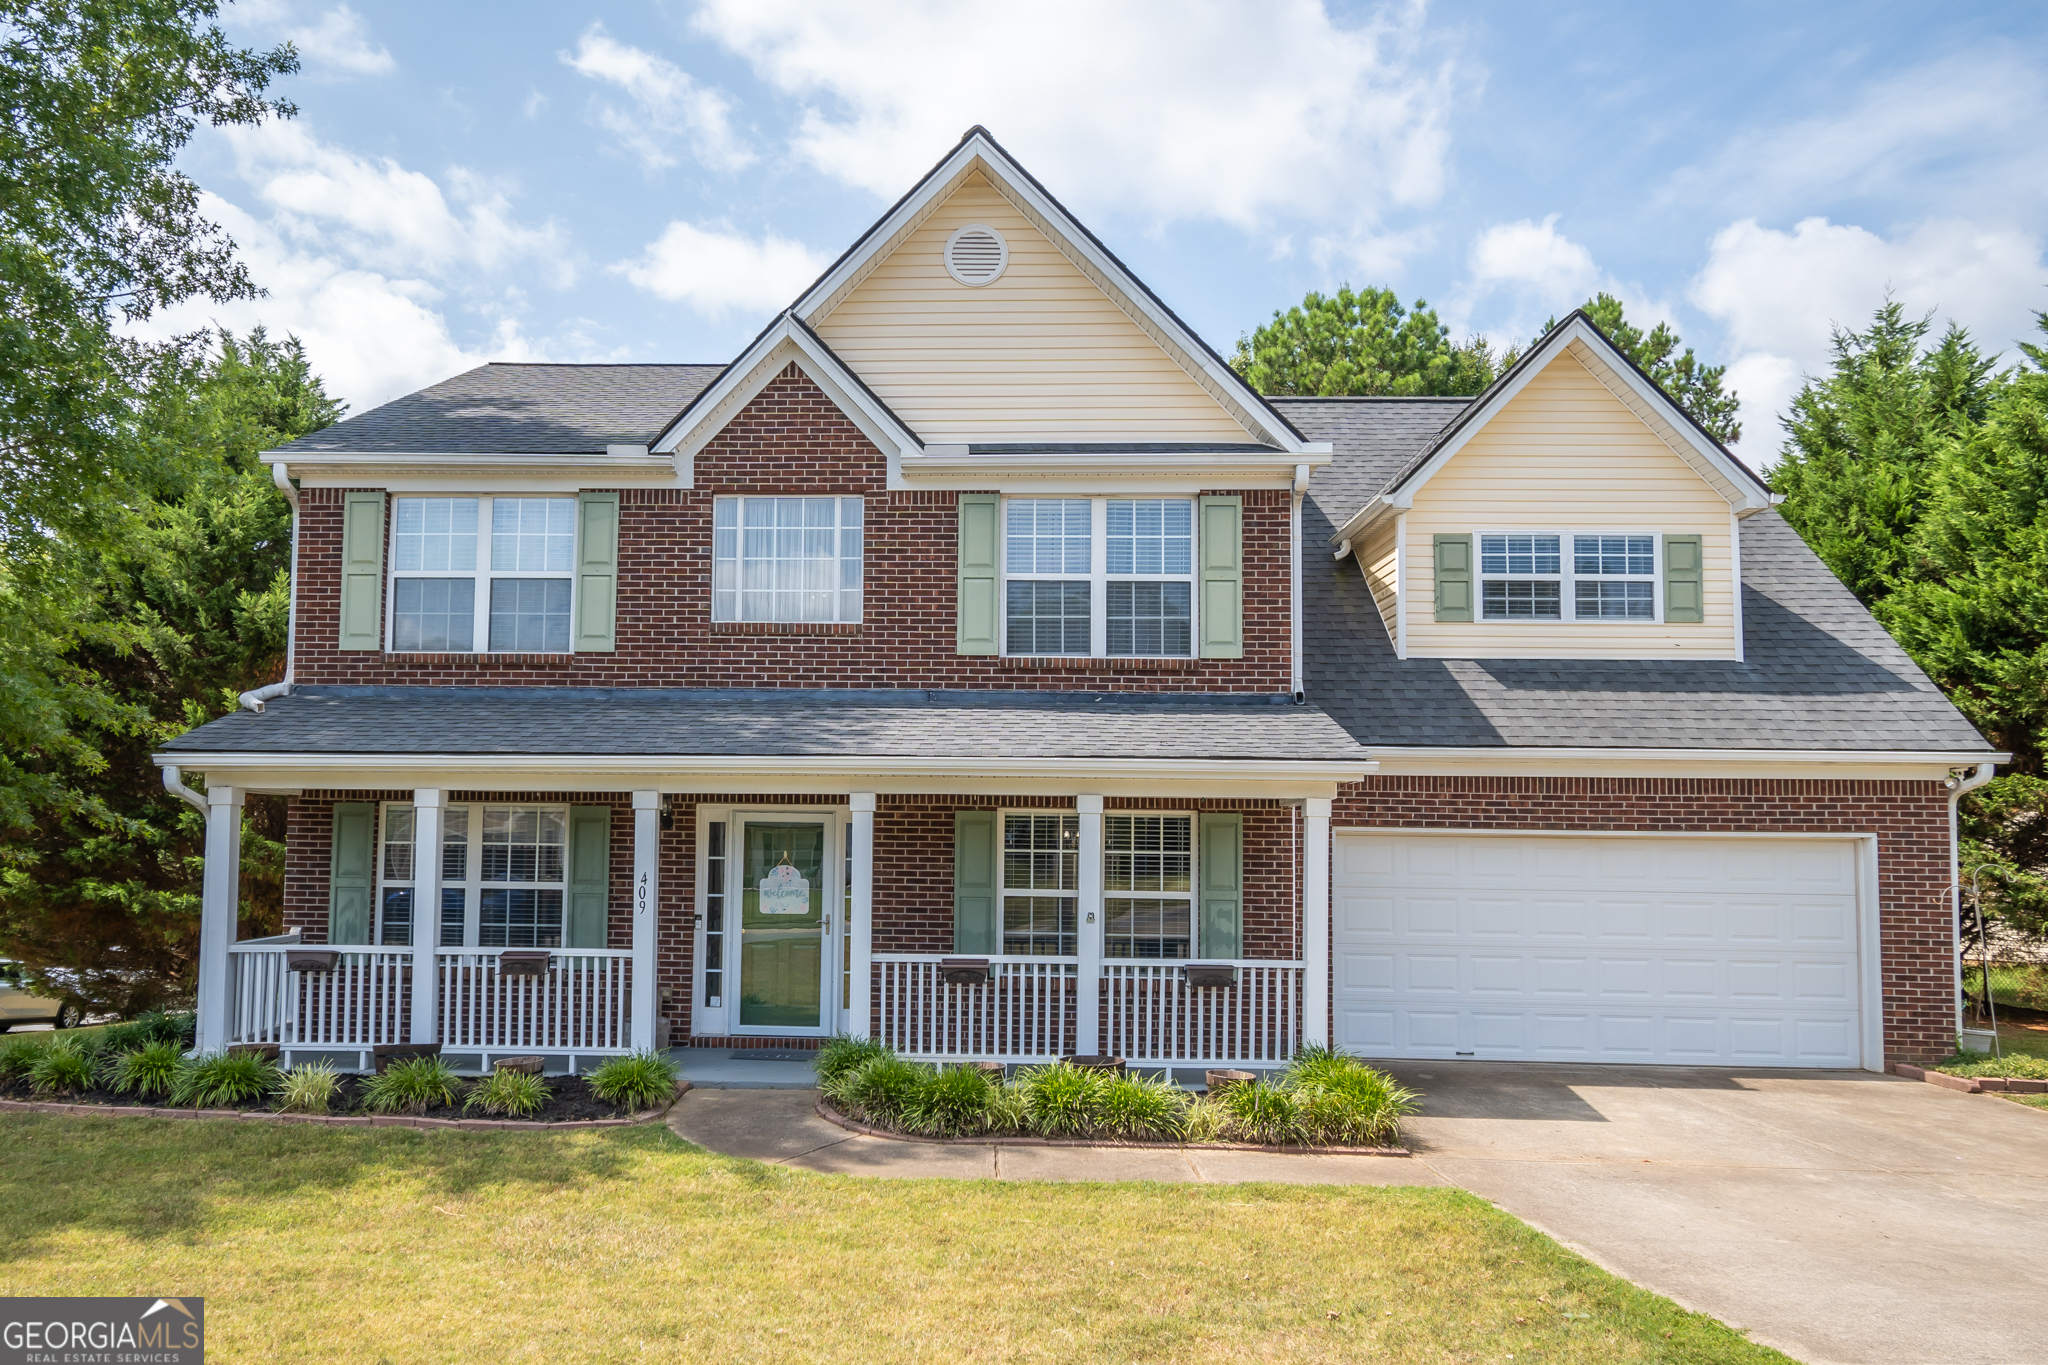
[0,1073,686,1128]
[814,1095,1409,1156]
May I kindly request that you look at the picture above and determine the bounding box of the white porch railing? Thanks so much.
[1103,961,1304,1065]
[226,942,412,1049]
[875,956,1078,1061]
[437,950,632,1053]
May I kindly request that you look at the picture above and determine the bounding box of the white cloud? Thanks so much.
[237,1,393,78]
[689,0,1459,231]
[562,25,752,174]
[1466,214,1600,302]
[615,222,828,317]
[1691,216,2048,457]
[219,121,569,284]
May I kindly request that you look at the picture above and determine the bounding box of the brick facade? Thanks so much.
[1332,776,1958,1063]
[290,365,1294,693]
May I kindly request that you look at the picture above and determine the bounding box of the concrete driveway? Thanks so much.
[1385,1061,2048,1365]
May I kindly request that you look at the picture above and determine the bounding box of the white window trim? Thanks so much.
[385,494,579,654]
[710,494,866,625]
[999,808,1081,959]
[1474,528,1664,625]
[998,496,1198,659]
[373,800,571,949]
[1102,808,1200,961]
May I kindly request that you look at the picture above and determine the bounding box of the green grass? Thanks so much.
[0,1113,1788,1364]
[1964,962,2048,1013]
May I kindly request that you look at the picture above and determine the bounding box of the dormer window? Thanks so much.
[1476,530,1662,623]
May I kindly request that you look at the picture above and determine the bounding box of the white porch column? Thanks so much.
[849,793,876,1039]
[194,785,244,1055]
[1302,798,1332,1049]
[1076,794,1104,1058]
[631,791,661,1052]
[409,790,442,1046]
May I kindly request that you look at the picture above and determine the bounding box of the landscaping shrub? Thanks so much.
[466,1068,548,1118]
[827,1053,927,1125]
[813,1035,890,1087]
[0,1033,49,1082]
[901,1064,1003,1137]
[27,1042,95,1097]
[585,1050,680,1112]
[1182,1095,1228,1142]
[1098,1073,1189,1140]
[107,1041,185,1098]
[1282,1045,1418,1146]
[1935,1050,2048,1080]
[359,1056,461,1115]
[277,1063,340,1115]
[1015,1061,1110,1137]
[1215,1078,1303,1145]
[174,1052,281,1107]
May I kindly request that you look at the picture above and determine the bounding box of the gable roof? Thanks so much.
[279,363,726,454]
[1283,396,1997,756]
[1324,312,1775,549]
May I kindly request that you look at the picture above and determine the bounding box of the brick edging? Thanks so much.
[0,1079,691,1128]
[812,1096,1409,1156]
[1892,1063,2048,1095]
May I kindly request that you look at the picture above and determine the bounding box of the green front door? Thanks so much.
[738,819,828,1030]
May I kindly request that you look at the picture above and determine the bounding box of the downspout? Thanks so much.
[239,462,299,713]
[163,765,207,814]
[1947,761,1997,1047]
[1290,464,1308,703]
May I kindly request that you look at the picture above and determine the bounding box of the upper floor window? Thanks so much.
[712,496,864,624]
[1003,497,1194,657]
[389,496,576,652]
[1479,530,1660,623]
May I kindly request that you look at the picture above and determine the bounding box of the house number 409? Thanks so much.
[636,871,650,916]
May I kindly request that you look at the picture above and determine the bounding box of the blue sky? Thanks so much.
[149,0,2048,463]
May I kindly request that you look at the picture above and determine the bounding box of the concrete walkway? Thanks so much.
[667,1062,2048,1365]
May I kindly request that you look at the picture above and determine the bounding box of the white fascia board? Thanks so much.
[791,132,1310,455]
[652,319,923,470]
[257,449,681,491]
[1329,495,1393,550]
[1365,745,2008,780]
[898,446,1331,491]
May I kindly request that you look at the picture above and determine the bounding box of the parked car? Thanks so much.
[0,959,80,1030]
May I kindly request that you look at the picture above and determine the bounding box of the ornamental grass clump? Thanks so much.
[1015,1061,1109,1137]
[900,1064,1003,1137]
[466,1067,548,1118]
[107,1041,185,1099]
[585,1050,680,1112]
[1215,1077,1303,1146]
[0,1034,48,1083]
[359,1056,460,1115]
[813,1035,890,1087]
[1281,1045,1418,1147]
[174,1052,281,1108]
[826,1053,927,1126]
[277,1063,340,1115]
[1097,1073,1189,1141]
[27,1041,96,1098]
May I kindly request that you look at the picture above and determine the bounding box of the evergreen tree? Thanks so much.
[1230,286,1510,397]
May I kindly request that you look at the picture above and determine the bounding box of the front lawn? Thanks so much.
[0,1114,1786,1363]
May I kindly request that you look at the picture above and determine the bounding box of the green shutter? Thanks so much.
[952,810,998,954]
[566,806,611,949]
[328,802,375,944]
[1198,813,1243,960]
[339,492,386,650]
[956,494,999,655]
[1664,533,1704,623]
[575,491,619,652]
[1433,534,1473,622]
[1198,494,1243,659]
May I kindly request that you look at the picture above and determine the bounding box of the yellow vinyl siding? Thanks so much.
[811,173,1252,444]
[1403,351,1740,659]
[1359,515,1398,642]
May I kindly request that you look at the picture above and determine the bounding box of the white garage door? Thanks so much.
[1332,832,1866,1068]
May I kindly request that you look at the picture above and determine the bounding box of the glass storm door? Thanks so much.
[737,819,829,1031]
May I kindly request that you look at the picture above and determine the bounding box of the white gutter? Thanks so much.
[1365,746,2012,766]
[162,765,208,813]
[1949,760,1998,1045]
[1291,463,1308,701]
[238,462,299,714]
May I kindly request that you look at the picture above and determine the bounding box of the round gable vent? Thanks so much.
[944,224,1008,286]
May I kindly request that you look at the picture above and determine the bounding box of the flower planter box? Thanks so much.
[496,950,551,977]
[938,957,993,986]
[1183,964,1238,989]
[286,949,339,973]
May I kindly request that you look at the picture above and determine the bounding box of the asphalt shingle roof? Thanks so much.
[281,363,727,454]
[1278,396,1996,753]
[164,688,1371,763]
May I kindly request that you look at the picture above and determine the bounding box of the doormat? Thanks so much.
[726,1050,817,1062]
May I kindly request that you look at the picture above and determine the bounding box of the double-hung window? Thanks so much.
[712,496,864,623]
[371,803,567,948]
[389,496,577,652]
[1001,813,1078,956]
[1478,531,1662,623]
[1103,814,1193,958]
[1002,497,1194,657]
